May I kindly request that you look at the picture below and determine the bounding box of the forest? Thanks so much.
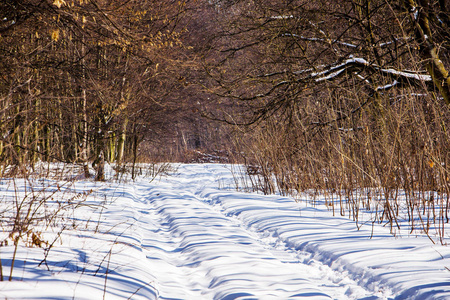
[1,0,449,238]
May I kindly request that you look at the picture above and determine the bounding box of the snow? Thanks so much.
[380,68,431,81]
[270,15,295,20]
[376,80,398,91]
[310,56,432,83]
[1,163,450,299]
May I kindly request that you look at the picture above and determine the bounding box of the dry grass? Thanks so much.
[234,87,450,243]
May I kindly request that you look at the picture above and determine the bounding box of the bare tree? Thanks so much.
[205,0,450,241]
[0,0,191,178]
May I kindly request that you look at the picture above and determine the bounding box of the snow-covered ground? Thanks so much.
[0,163,450,299]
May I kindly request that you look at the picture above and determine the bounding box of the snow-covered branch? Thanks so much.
[307,56,431,84]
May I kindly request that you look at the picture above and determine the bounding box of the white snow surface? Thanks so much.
[1,163,450,300]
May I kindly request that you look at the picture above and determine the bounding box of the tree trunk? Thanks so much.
[406,0,450,105]
[80,35,90,178]
[116,118,128,165]
[131,124,139,180]
[109,132,115,163]
[95,150,105,181]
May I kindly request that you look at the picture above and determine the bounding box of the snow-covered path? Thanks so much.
[1,164,450,299]
[126,170,376,299]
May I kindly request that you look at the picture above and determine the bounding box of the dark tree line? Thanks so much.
[0,0,196,178]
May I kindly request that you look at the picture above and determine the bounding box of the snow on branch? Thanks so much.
[376,80,398,92]
[270,15,295,20]
[308,56,432,84]
[379,67,431,81]
[378,37,412,48]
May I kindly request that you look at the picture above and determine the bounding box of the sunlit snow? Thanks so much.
[0,164,449,299]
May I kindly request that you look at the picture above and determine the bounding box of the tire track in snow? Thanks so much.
[190,164,398,299]
[193,164,396,299]
[199,195,390,299]
[128,185,207,300]
[131,164,391,299]
[133,185,330,299]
